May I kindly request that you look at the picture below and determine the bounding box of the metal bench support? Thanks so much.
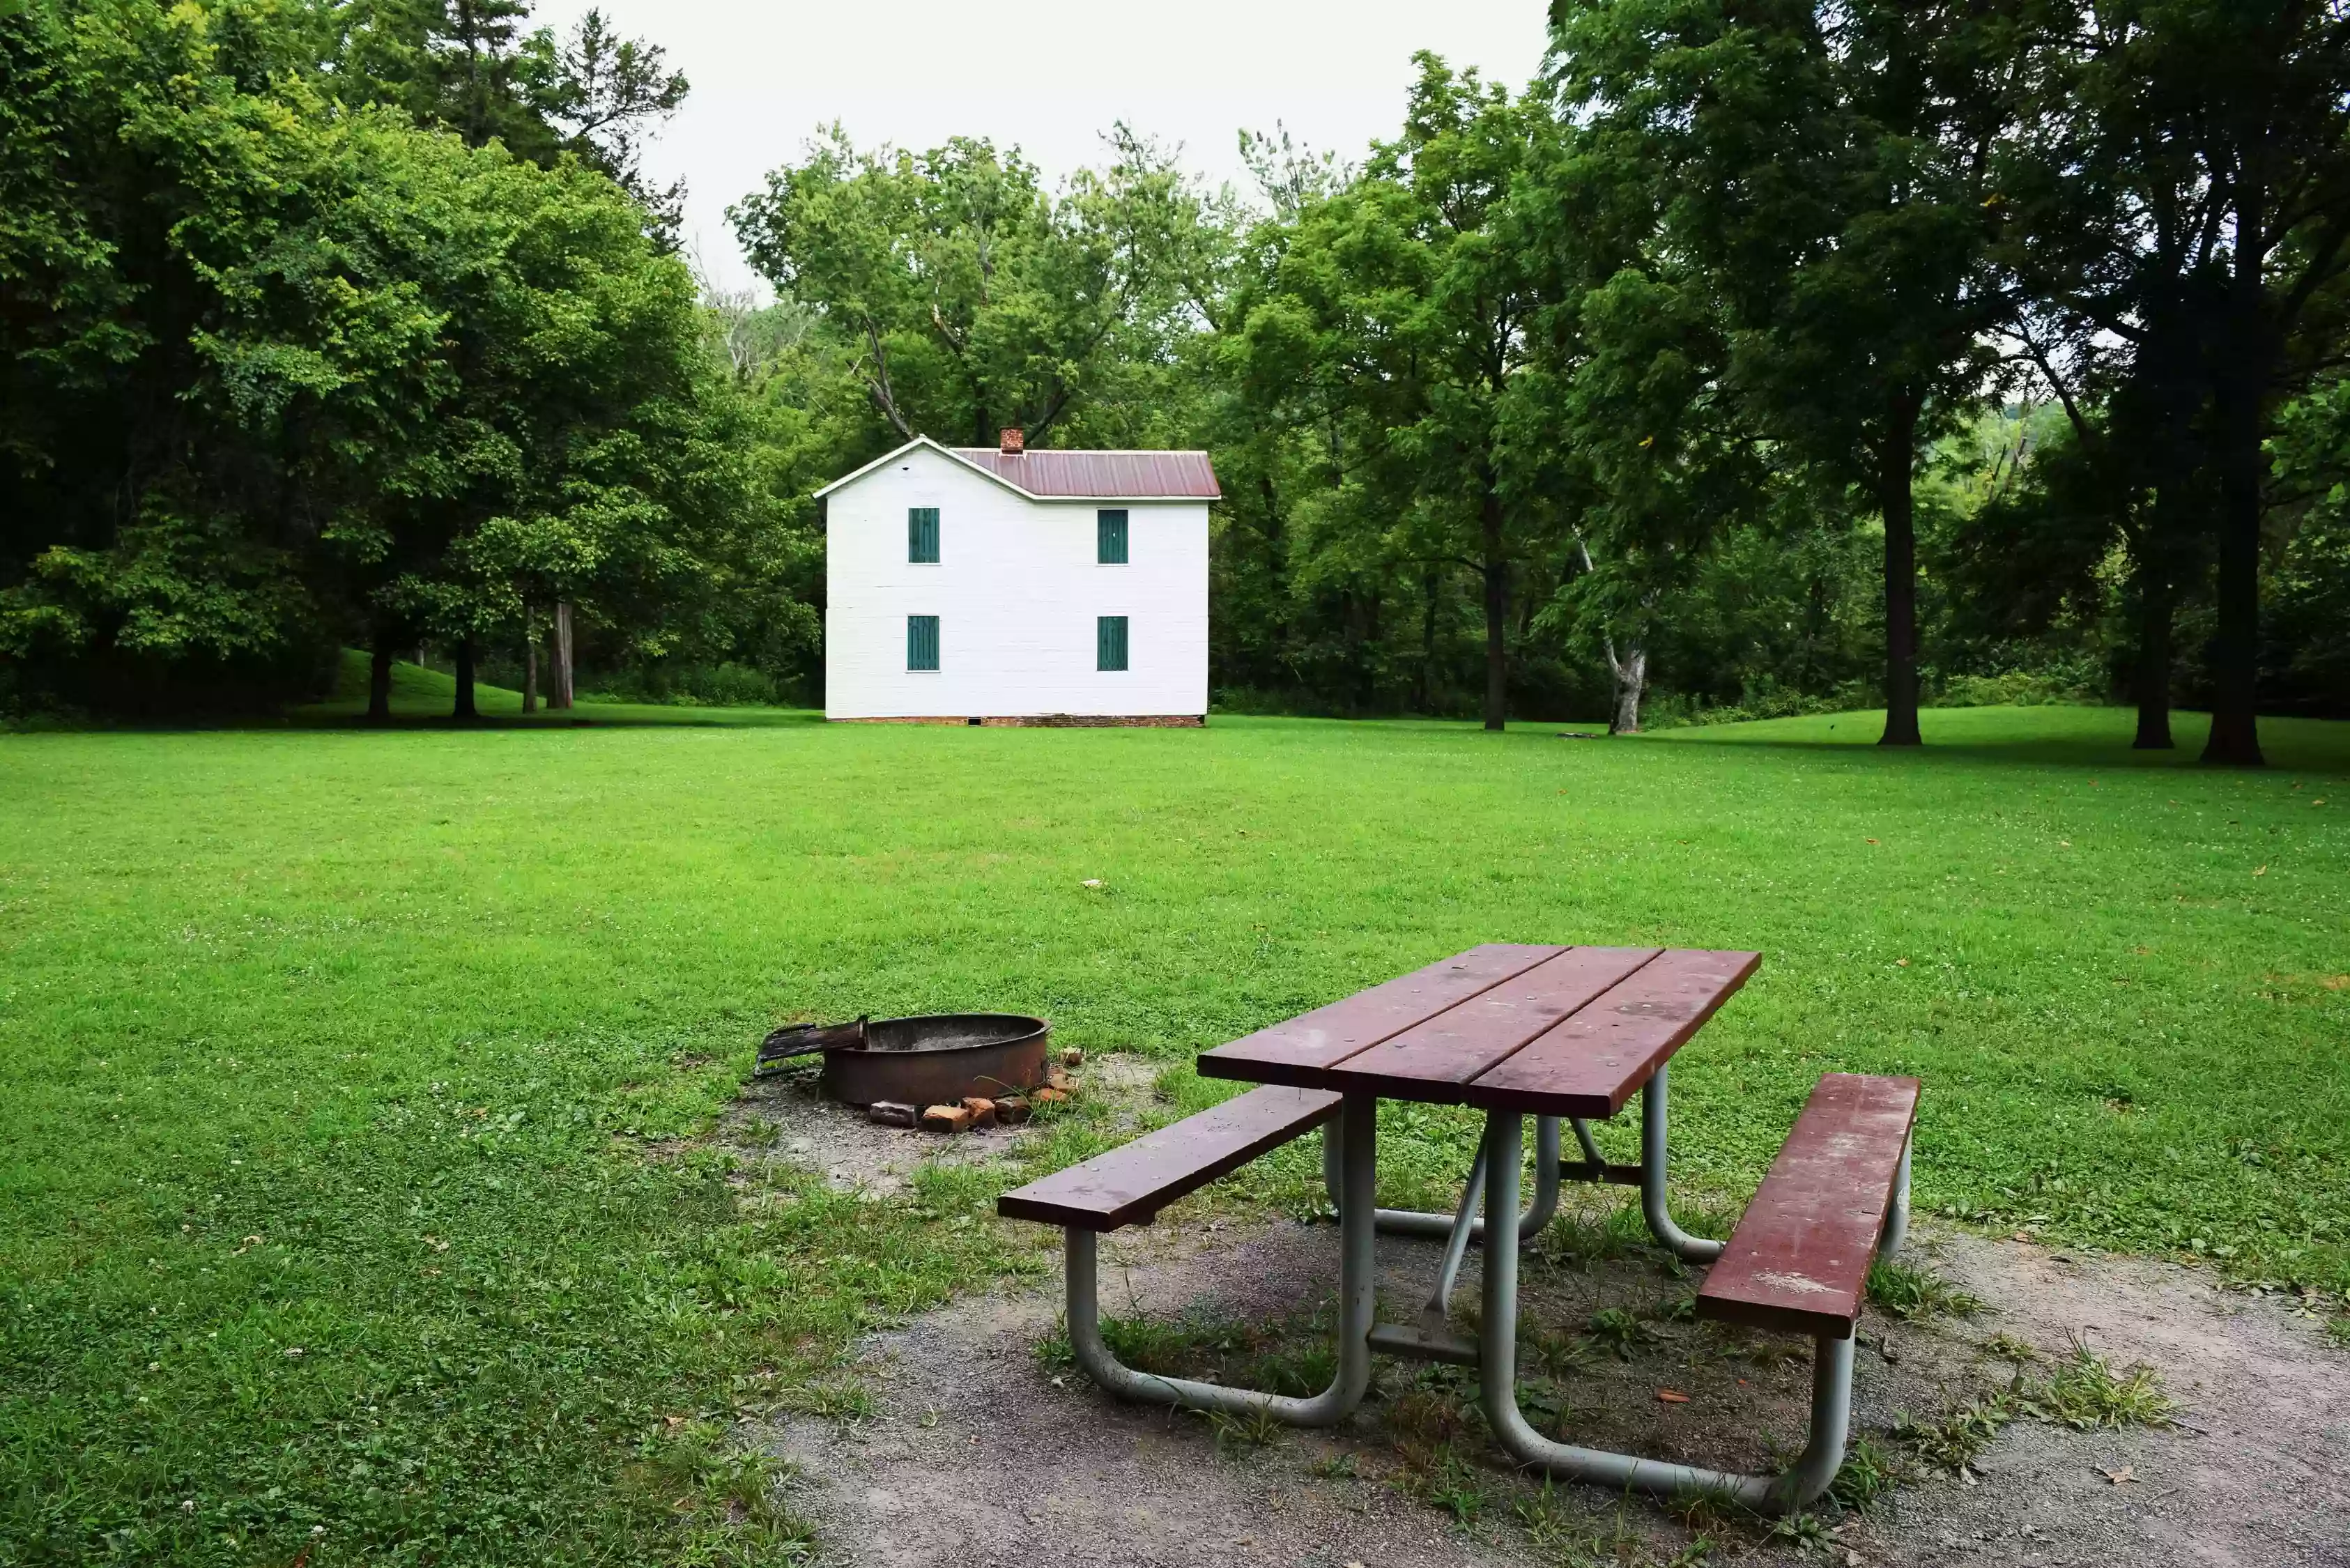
[1064,1091,1378,1426]
[1475,1109,1855,1514]
[1880,1137,1912,1259]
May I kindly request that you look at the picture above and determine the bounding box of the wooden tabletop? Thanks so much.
[1197,945,1760,1116]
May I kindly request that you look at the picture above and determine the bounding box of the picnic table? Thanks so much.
[998,944,1918,1514]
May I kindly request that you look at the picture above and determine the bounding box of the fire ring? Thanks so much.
[757,1013,1051,1109]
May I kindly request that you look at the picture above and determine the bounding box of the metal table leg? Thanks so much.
[1476,1111,1855,1514]
[1323,1112,1562,1241]
[1064,1091,1378,1425]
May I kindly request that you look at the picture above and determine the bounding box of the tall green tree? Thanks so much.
[1505,63,1782,733]
[2131,0,2350,765]
[1233,56,1567,730]
[2,0,378,693]
[1989,1,2350,764]
[0,0,787,719]
[1557,0,2025,745]
[728,126,1218,449]
[351,142,760,718]
[1995,1,2257,752]
[333,0,689,236]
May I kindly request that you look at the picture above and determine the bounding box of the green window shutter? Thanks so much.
[907,615,939,671]
[1096,615,1128,672]
[1096,509,1128,564]
[908,507,939,563]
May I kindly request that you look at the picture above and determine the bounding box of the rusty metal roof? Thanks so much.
[949,447,1222,500]
[813,436,1223,501]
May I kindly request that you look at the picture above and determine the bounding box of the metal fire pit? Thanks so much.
[819,1014,1050,1108]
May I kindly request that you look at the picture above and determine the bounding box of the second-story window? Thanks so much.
[909,507,939,563]
[1097,509,1128,564]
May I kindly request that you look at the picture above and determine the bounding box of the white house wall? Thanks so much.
[824,445,1209,720]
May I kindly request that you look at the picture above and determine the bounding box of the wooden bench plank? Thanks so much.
[1196,944,1563,1089]
[1696,1073,1920,1339]
[1459,949,1762,1116]
[1332,947,1664,1102]
[996,1085,1343,1231]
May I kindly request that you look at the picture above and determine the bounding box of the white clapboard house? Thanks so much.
[815,432,1218,724]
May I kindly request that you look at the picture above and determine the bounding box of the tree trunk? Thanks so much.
[522,612,539,715]
[453,636,477,720]
[2201,374,2266,765]
[2131,562,2174,751]
[367,635,394,725]
[1608,641,1647,734]
[1877,399,1924,746]
[1417,567,1440,714]
[552,601,575,709]
[1480,485,1507,732]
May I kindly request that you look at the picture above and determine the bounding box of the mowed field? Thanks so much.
[3,694,2345,1565]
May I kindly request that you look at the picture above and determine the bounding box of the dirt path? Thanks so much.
[759,1215,2347,1567]
[737,1069,2349,1567]
[1848,1232,2350,1568]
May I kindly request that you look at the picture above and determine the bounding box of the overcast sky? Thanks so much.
[533,0,1555,295]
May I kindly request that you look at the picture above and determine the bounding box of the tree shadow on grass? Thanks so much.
[1634,705,2350,777]
[4,705,824,734]
[289,702,824,731]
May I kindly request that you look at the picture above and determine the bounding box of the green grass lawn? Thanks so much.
[3,700,2345,1565]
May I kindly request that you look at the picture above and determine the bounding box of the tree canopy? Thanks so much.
[6,0,2349,748]
[0,0,801,717]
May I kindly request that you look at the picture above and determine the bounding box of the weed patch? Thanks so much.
[1586,1306,1665,1358]
[1307,1451,1358,1480]
[1829,1436,1907,1511]
[1204,1406,1284,1456]
[1395,1445,1494,1525]
[1893,1389,2019,1476]
[1868,1258,1986,1321]
[2021,1339,2174,1430]
[1544,1200,1654,1270]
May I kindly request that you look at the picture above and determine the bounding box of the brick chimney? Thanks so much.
[999,426,1024,455]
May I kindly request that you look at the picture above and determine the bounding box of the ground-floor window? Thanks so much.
[907,615,940,671]
[1097,615,1128,672]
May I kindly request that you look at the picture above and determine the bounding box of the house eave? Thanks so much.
[813,436,1218,504]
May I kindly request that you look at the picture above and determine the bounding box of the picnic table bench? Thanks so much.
[997,944,1917,1514]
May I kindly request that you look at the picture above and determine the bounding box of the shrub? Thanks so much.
[1934,653,2107,708]
[581,661,788,707]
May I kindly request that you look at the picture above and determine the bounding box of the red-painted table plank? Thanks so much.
[1196,944,1562,1089]
[1332,946,1664,1102]
[1696,1073,1919,1338]
[1458,949,1761,1117]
